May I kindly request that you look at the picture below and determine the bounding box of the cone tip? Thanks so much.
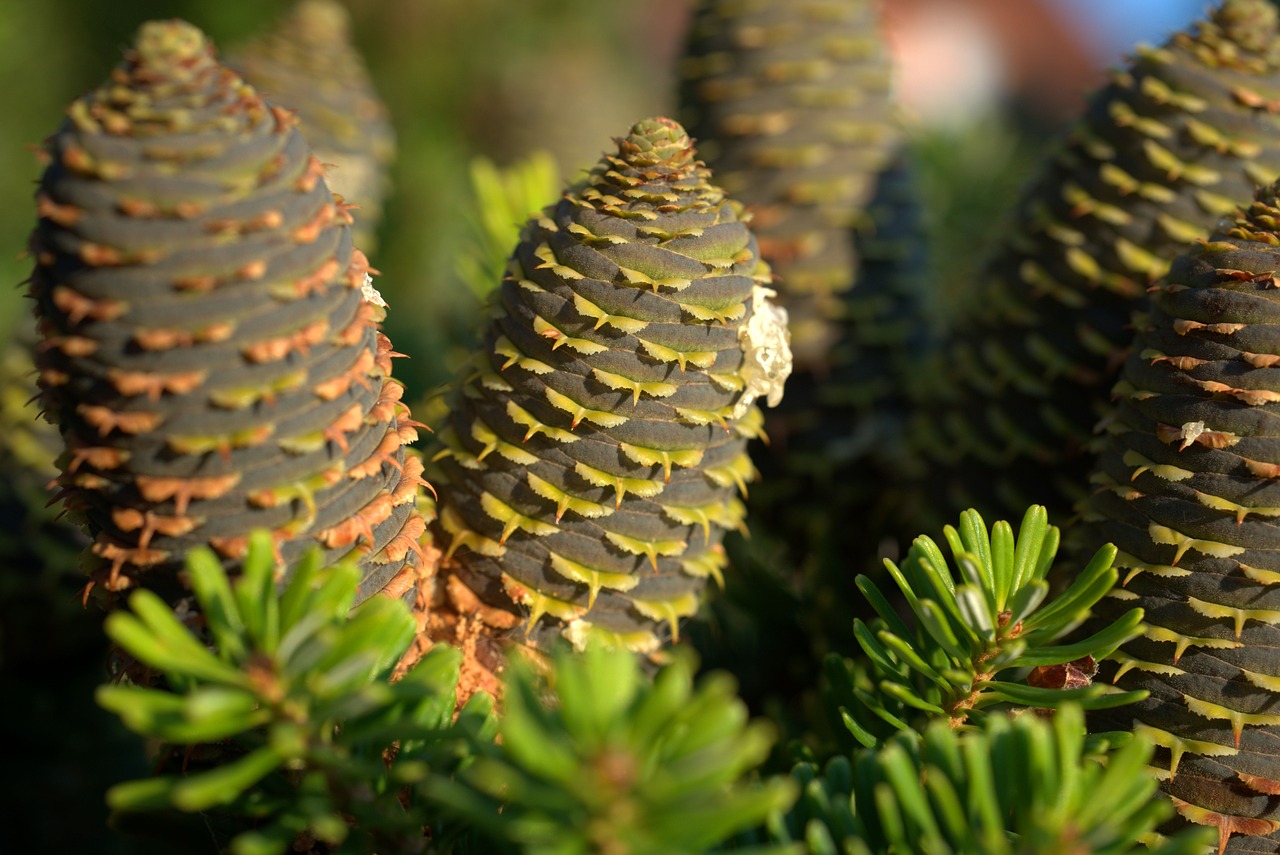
[133,19,212,67]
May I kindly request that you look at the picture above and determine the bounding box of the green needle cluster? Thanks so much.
[98,530,494,855]
[429,644,798,855]
[774,705,1214,855]
[455,151,562,299]
[834,507,1144,742]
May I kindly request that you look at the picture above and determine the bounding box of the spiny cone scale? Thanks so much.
[1079,184,1280,852]
[679,0,897,369]
[909,0,1280,533]
[229,0,395,251]
[432,117,789,653]
[29,20,428,607]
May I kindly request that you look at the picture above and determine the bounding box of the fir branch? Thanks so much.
[455,151,561,298]
[429,644,800,855]
[98,531,493,855]
[773,704,1214,855]
[831,506,1145,746]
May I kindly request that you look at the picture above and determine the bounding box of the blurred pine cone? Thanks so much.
[229,0,395,251]
[904,0,1280,537]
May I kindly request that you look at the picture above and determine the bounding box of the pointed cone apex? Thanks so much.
[618,117,697,170]
[1233,182,1280,239]
[1214,0,1279,53]
[131,20,217,79]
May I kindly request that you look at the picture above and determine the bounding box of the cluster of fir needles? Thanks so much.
[429,117,790,667]
[1077,180,1280,853]
[901,0,1280,537]
[228,0,395,251]
[28,20,430,615]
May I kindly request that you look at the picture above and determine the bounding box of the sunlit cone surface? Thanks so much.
[28,20,428,608]
[679,0,897,369]
[909,0,1280,533]
[1078,183,1280,853]
[431,118,789,653]
[229,0,395,251]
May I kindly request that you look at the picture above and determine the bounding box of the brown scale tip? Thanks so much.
[132,20,214,72]
[1213,0,1279,52]
[619,117,696,169]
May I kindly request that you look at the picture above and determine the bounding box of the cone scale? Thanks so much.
[431,118,788,653]
[28,20,428,608]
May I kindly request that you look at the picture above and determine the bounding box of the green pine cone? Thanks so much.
[1077,183,1280,851]
[229,0,395,251]
[29,21,428,610]
[909,0,1280,534]
[679,0,897,369]
[431,117,789,653]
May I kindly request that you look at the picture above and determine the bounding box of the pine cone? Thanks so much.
[908,0,1280,535]
[679,0,898,370]
[28,20,428,609]
[1078,182,1280,853]
[431,118,789,654]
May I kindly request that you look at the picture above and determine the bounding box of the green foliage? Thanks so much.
[832,507,1145,745]
[98,531,494,854]
[456,151,562,298]
[774,705,1214,855]
[430,644,800,855]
